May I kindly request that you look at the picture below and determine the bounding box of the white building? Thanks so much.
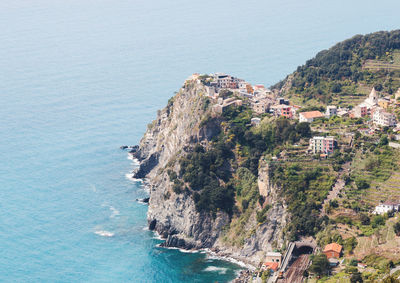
[238,81,248,89]
[373,201,400,215]
[353,87,379,118]
[309,136,337,154]
[325,106,337,118]
[206,86,216,98]
[215,74,231,88]
[373,108,396,127]
[299,111,325,123]
[363,87,379,108]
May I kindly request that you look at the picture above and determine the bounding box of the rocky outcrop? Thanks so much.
[133,78,288,266]
[133,79,229,248]
[213,160,287,265]
[258,159,281,203]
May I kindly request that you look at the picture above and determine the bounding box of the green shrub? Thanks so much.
[359,213,370,225]
[371,215,385,228]
[256,205,271,224]
[355,179,370,190]
[309,254,330,276]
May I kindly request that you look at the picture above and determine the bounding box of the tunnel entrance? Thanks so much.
[293,245,314,256]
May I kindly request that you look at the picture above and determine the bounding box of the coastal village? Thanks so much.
[185,73,400,282]
[189,72,400,155]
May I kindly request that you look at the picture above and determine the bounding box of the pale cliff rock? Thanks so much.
[214,159,287,265]
[133,79,288,265]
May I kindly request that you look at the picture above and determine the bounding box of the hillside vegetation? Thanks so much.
[274,30,400,106]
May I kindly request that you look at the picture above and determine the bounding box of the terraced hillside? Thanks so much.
[273,30,400,107]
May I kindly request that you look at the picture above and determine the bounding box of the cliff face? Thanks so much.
[134,80,227,249]
[214,159,287,264]
[133,79,287,265]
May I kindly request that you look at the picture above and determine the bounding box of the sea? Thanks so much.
[0,0,399,282]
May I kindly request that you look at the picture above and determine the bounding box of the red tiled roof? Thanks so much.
[263,262,279,271]
[323,243,343,254]
[300,111,324,119]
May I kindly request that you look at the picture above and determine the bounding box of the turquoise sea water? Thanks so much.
[1,0,399,282]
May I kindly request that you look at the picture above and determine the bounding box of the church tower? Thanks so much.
[369,87,378,105]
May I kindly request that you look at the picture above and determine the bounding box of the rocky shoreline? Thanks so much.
[122,147,255,282]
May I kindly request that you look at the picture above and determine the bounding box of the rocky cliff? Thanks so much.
[132,78,287,265]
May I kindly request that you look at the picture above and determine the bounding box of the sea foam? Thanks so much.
[204,266,228,274]
[94,230,115,237]
[109,206,120,218]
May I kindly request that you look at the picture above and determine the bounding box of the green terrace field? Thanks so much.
[287,82,372,109]
[363,51,400,71]
[354,215,400,261]
[346,148,400,210]
[274,32,400,106]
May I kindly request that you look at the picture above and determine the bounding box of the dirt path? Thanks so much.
[321,162,351,216]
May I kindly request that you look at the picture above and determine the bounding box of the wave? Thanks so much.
[125,173,143,183]
[155,243,201,254]
[109,206,120,218]
[204,266,228,274]
[204,250,253,269]
[94,230,114,237]
[127,155,140,166]
[89,184,97,192]
[152,231,164,240]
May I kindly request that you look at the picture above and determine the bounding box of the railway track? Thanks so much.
[277,254,310,283]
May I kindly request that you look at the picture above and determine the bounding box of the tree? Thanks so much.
[360,213,370,225]
[350,271,363,283]
[331,83,342,93]
[329,199,339,208]
[371,215,385,228]
[219,89,233,99]
[309,254,330,276]
[261,269,270,283]
[356,179,370,190]
[379,135,389,146]
[394,221,400,236]
[344,237,358,254]
[375,84,383,91]
[296,122,311,138]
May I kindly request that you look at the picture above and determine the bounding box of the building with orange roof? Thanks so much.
[323,243,343,259]
[262,262,279,272]
[299,111,325,123]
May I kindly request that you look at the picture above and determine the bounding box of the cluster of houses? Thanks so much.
[190,74,399,128]
[351,87,398,127]
[187,74,400,155]
[188,73,276,115]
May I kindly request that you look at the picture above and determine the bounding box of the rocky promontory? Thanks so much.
[131,76,287,266]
